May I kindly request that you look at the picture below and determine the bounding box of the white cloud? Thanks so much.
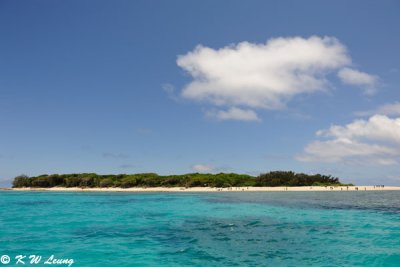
[316,115,400,144]
[191,164,215,173]
[337,67,378,95]
[205,107,261,121]
[177,36,378,120]
[297,115,400,165]
[178,36,349,109]
[355,102,400,117]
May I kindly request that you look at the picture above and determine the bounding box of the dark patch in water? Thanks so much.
[89,198,140,204]
[202,191,400,214]
[3,191,400,266]
[14,200,55,206]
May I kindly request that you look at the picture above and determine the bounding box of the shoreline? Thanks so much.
[4,186,400,192]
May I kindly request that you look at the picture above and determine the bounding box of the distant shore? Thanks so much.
[4,186,400,192]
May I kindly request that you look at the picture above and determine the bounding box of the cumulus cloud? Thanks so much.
[205,107,261,121]
[355,102,400,117]
[297,115,400,165]
[338,67,378,95]
[177,36,378,121]
[191,164,215,173]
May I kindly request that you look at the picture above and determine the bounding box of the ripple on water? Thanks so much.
[1,191,400,266]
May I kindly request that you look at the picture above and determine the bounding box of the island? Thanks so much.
[10,171,354,190]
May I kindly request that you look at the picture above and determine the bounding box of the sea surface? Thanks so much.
[0,191,399,266]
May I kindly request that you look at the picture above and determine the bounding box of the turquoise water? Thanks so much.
[0,191,399,266]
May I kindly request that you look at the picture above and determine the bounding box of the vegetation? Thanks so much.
[255,171,349,186]
[12,171,350,188]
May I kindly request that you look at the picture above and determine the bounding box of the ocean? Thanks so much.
[0,191,399,266]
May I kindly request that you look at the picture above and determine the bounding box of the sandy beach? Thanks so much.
[5,186,400,192]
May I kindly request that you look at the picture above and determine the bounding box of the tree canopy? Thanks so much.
[12,171,350,188]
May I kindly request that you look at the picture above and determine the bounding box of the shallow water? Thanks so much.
[0,191,399,266]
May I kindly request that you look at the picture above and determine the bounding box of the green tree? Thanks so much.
[12,175,30,188]
[99,178,114,187]
[120,177,137,188]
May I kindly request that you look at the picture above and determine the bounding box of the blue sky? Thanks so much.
[1,0,399,186]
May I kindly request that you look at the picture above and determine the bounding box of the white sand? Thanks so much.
[8,186,400,192]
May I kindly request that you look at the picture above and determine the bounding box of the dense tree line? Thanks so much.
[12,171,349,188]
[255,171,347,186]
